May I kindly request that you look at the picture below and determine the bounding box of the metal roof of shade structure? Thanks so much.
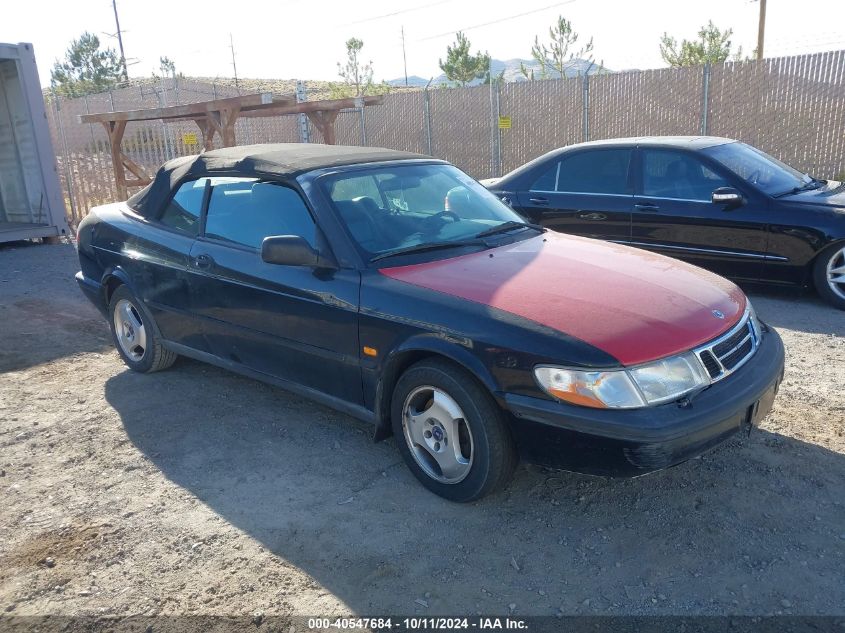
[78,92,385,199]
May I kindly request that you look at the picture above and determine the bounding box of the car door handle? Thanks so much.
[192,254,214,269]
[634,203,660,213]
[529,197,549,205]
[577,212,607,221]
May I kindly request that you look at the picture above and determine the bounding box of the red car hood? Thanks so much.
[380,233,746,366]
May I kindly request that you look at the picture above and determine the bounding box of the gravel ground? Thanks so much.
[0,241,843,618]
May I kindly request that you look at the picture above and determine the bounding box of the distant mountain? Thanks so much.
[387,58,609,87]
[386,75,431,87]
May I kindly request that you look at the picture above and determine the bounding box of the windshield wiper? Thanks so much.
[474,221,544,239]
[370,239,488,263]
[777,177,826,197]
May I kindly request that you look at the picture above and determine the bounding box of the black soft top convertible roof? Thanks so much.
[127,143,430,217]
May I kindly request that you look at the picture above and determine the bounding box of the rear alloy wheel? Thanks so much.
[814,243,845,310]
[391,359,517,502]
[108,285,177,372]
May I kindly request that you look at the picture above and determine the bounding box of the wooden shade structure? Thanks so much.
[79,92,384,198]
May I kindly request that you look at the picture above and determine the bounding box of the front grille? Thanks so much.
[695,312,758,383]
[699,350,721,378]
[721,337,754,370]
[712,326,749,357]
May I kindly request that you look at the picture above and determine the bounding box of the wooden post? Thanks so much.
[222,107,240,147]
[194,118,216,151]
[102,120,128,199]
[306,110,339,144]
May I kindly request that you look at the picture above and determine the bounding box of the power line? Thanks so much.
[343,0,449,26]
[417,0,577,42]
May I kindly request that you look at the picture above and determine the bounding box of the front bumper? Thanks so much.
[504,325,785,476]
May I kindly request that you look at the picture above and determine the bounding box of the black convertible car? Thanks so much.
[483,136,845,309]
[76,144,784,501]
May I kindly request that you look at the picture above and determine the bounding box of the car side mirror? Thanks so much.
[261,235,335,268]
[712,187,744,209]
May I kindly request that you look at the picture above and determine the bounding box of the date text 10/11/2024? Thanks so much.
[306,617,529,630]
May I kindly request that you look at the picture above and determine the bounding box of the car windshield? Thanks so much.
[701,142,811,196]
[321,163,530,260]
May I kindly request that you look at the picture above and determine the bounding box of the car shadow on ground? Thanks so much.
[105,360,845,615]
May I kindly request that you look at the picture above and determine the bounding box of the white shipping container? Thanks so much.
[0,42,68,242]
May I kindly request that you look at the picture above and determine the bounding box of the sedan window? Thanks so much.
[642,150,729,201]
[531,149,631,195]
[701,142,811,196]
[204,179,316,249]
[158,178,209,236]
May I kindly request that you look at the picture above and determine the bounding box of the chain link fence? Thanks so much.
[46,49,845,227]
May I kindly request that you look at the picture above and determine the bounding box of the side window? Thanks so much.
[158,178,209,236]
[642,150,730,201]
[556,149,632,195]
[204,179,316,249]
[529,162,559,192]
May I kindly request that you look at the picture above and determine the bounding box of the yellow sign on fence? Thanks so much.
[182,132,198,145]
[498,116,512,129]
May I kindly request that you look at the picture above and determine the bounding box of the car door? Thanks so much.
[514,147,633,242]
[630,148,767,281]
[187,177,362,405]
[125,177,209,351]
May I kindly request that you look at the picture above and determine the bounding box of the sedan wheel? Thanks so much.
[113,298,147,361]
[391,359,517,502]
[108,285,177,373]
[402,386,474,484]
[814,244,845,310]
[825,246,845,301]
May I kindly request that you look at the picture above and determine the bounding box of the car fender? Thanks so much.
[372,333,503,441]
[99,265,136,306]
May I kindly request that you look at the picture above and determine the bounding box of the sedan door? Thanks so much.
[630,148,768,282]
[187,178,362,405]
[514,147,633,243]
[118,177,209,351]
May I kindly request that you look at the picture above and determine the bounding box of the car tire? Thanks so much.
[108,285,177,372]
[391,358,517,502]
[813,243,845,310]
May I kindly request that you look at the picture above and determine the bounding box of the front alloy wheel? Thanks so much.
[391,359,517,502]
[402,386,474,484]
[814,243,845,310]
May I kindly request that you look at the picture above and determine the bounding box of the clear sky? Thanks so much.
[3,0,845,86]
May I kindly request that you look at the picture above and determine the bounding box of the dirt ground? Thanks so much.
[1,241,843,618]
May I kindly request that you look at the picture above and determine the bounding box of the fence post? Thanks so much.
[423,83,433,156]
[296,80,310,143]
[582,73,590,142]
[489,81,497,178]
[356,96,367,145]
[495,82,502,177]
[52,89,78,225]
[701,62,711,135]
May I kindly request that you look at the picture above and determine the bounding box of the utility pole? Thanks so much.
[229,33,240,94]
[111,0,128,80]
[401,26,408,86]
[756,0,767,60]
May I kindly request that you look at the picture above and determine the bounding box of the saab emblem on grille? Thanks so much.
[712,310,725,319]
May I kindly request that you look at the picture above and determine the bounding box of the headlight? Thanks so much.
[535,351,711,409]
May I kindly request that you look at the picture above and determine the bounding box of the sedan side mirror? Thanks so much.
[261,235,335,268]
[712,187,744,209]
